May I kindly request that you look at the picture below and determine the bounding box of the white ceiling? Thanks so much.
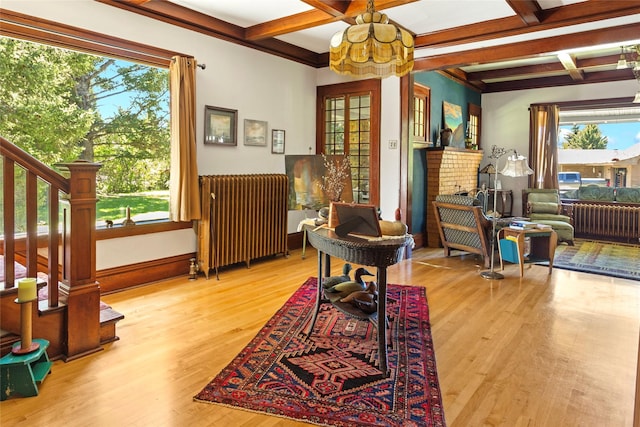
[105,0,640,92]
[171,0,594,55]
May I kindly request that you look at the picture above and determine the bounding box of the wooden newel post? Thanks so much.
[56,160,102,360]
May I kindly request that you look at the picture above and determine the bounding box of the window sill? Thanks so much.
[96,220,193,240]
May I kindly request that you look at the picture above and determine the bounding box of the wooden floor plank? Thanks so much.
[1,247,638,426]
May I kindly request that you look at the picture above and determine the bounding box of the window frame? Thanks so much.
[1,9,191,239]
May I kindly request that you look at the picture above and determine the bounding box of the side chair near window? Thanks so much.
[522,188,575,245]
[432,194,492,268]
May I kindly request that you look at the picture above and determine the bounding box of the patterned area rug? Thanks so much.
[194,277,446,427]
[550,240,640,281]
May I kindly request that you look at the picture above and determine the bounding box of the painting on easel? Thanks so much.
[284,155,353,210]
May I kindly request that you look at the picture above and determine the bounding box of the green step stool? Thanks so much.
[0,338,52,400]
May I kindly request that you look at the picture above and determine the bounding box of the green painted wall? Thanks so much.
[411,72,482,237]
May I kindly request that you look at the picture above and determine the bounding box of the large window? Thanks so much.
[317,80,381,206]
[0,11,178,233]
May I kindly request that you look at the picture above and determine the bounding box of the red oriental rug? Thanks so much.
[194,277,446,427]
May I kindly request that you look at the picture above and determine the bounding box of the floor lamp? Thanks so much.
[480,145,533,280]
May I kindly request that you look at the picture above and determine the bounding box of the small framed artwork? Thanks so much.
[204,105,237,146]
[244,119,268,146]
[272,129,285,154]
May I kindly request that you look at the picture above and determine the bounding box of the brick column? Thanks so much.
[426,148,484,247]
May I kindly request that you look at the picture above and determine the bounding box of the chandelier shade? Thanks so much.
[329,0,414,78]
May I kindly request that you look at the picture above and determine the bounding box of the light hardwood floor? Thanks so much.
[2,246,639,426]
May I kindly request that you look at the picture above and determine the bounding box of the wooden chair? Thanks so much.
[432,195,492,267]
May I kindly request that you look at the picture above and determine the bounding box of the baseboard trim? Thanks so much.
[97,253,193,294]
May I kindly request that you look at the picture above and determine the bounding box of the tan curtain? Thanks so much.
[169,56,200,221]
[528,104,559,189]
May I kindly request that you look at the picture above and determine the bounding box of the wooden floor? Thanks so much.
[2,246,639,426]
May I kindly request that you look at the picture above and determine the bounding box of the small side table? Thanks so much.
[498,227,557,277]
[0,338,52,400]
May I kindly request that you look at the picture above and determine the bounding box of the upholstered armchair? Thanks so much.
[522,189,574,245]
[432,194,492,267]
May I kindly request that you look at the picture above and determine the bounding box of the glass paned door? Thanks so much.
[324,94,371,204]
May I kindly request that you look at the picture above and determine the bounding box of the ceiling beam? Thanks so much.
[415,1,640,49]
[506,0,541,25]
[557,53,584,81]
[482,68,636,93]
[466,54,623,82]
[414,22,640,71]
[245,0,417,40]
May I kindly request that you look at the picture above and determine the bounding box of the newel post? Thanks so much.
[56,160,102,360]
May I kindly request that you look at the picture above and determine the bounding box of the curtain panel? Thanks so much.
[528,104,559,189]
[169,56,200,221]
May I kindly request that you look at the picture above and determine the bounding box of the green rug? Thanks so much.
[549,240,640,281]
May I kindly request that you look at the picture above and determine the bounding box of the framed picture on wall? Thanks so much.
[244,119,268,146]
[272,129,285,154]
[204,105,237,146]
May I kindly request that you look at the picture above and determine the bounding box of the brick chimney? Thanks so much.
[426,147,484,247]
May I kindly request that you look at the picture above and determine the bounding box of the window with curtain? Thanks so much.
[0,12,187,236]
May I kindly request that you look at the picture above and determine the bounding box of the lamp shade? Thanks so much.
[499,155,533,177]
[329,0,414,78]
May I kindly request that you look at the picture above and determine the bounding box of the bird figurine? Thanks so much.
[322,263,353,289]
[340,280,378,303]
[325,267,374,303]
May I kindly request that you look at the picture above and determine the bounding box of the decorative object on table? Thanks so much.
[330,202,382,237]
[328,0,414,79]
[480,145,534,280]
[13,278,39,354]
[271,129,285,154]
[204,105,237,146]
[340,281,379,314]
[194,277,446,427]
[325,267,374,302]
[122,206,135,226]
[243,119,268,146]
[320,154,351,202]
[322,262,352,289]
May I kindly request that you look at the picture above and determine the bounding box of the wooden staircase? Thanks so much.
[1,137,121,361]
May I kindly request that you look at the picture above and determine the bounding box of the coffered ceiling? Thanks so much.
[100,0,640,93]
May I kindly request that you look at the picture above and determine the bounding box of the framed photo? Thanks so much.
[204,105,237,146]
[271,129,285,154]
[244,119,268,146]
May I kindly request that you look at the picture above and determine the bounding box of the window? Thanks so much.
[467,103,481,149]
[413,84,430,143]
[317,80,381,206]
[0,11,180,234]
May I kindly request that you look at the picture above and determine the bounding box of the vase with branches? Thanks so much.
[320,154,351,202]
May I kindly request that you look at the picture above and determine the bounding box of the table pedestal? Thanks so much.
[304,227,412,377]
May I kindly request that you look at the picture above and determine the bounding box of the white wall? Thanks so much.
[482,79,638,216]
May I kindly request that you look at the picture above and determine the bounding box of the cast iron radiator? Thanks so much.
[571,202,640,243]
[198,174,288,278]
